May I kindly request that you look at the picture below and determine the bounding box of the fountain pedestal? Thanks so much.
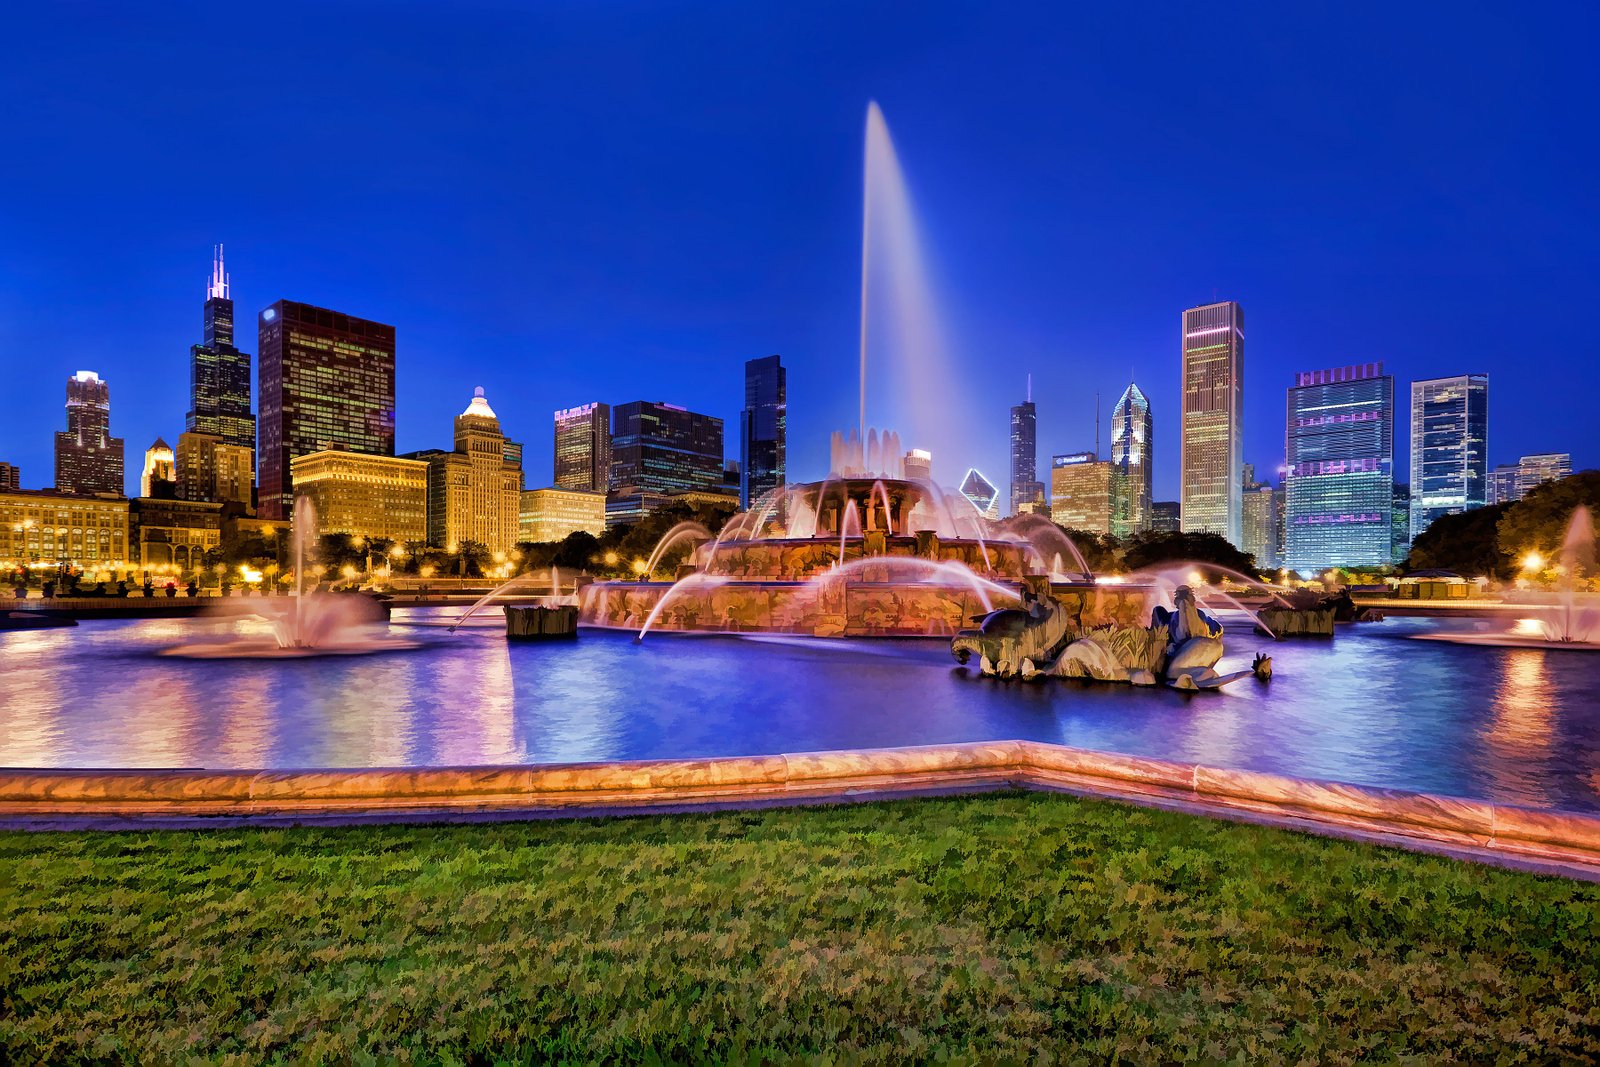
[506,605,579,640]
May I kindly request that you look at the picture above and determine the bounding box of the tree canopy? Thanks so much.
[1121,530,1259,578]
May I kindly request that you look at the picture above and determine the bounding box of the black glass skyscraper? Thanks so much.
[257,300,396,519]
[186,246,255,453]
[1008,379,1040,515]
[739,355,786,508]
[610,401,724,496]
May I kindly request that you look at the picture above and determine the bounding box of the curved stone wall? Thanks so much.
[3,741,1599,876]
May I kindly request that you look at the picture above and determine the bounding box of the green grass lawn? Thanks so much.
[2,792,1598,1063]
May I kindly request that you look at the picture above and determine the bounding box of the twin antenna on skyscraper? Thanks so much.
[207,244,229,301]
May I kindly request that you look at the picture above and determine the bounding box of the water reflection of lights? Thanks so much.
[1483,649,1554,805]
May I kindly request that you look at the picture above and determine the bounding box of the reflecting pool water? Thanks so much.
[2,613,1599,814]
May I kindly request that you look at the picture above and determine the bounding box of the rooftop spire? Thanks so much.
[1026,372,1032,403]
[207,243,229,301]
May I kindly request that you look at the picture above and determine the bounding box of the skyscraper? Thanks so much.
[1008,381,1042,517]
[609,402,724,497]
[404,388,524,554]
[54,371,124,496]
[1050,452,1113,534]
[1408,374,1488,543]
[257,300,396,519]
[553,402,612,493]
[1284,363,1395,570]
[740,355,787,508]
[186,246,256,453]
[1110,381,1152,536]
[1180,301,1244,545]
[140,438,175,498]
[0,463,19,491]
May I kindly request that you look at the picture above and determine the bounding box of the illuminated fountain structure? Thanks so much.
[1417,505,1600,650]
[161,497,421,659]
[579,476,1153,638]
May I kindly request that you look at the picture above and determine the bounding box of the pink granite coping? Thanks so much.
[4,741,1600,876]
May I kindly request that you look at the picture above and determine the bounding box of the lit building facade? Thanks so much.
[54,371,125,497]
[903,449,932,483]
[740,355,787,508]
[289,449,429,544]
[1516,453,1572,499]
[519,487,607,543]
[1284,363,1395,570]
[1180,301,1243,544]
[1241,481,1282,570]
[0,489,128,566]
[1008,387,1041,517]
[141,438,175,497]
[1489,464,1519,506]
[553,402,612,493]
[406,388,522,554]
[610,402,724,498]
[1408,374,1488,543]
[1151,500,1181,534]
[187,246,255,452]
[176,432,253,506]
[130,497,223,572]
[1050,452,1113,534]
[1110,381,1152,536]
[257,300,396,519]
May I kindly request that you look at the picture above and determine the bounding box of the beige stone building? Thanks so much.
[0,489,129,567]
[519,487,607,543]
[290,450,429,544]
[406,388,522,554]
[176,431,253,506]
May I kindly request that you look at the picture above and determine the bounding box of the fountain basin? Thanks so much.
[580,578,1154,637]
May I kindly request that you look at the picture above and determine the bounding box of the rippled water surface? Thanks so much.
[2,612,1599,813]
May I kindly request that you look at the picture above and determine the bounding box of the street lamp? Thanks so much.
[1522,551,1545,572]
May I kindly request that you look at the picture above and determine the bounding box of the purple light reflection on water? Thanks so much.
[1,614,1598,814]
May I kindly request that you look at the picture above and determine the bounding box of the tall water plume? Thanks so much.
[856,101,970,476]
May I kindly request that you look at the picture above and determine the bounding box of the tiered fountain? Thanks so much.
[577,102,1177,643]
[579,471,1153,638]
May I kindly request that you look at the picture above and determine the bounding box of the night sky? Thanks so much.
[2,2,1595,501]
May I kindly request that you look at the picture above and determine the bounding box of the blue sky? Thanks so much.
[1,1,1595,499]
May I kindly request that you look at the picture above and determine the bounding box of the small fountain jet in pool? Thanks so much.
[1415,505,1600,651]
[160,497,421,659]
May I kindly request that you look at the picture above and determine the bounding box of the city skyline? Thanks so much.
[2,7,1593,504]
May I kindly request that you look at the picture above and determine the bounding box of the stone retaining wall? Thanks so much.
[4,741,1599,873]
